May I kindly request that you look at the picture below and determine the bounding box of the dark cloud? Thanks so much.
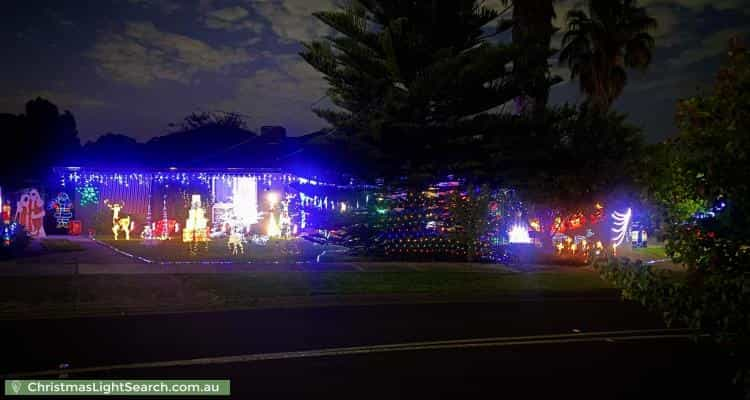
[88,21,254,86]
[0,0,748,143]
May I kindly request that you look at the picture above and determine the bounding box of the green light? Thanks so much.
[77,184,99,206]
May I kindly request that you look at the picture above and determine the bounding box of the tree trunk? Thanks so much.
[512,0,555,121]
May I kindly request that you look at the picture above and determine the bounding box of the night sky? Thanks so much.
[2,0,749,144]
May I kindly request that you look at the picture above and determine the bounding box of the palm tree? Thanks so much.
[559,0,657,112]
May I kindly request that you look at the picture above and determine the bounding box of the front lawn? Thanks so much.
[0,270,613,319]
[630,246,668,260]
[40,239,84,252]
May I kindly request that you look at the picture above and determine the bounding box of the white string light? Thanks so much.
[611,208,632,249]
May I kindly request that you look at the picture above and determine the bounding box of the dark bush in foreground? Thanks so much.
[0,223,30,259]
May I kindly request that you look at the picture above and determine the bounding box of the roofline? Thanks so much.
[53,166,285,174]
[52,166,377,189]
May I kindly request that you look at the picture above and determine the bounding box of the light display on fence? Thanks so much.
[54,168,376,240]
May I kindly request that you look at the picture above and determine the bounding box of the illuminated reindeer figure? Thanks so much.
[104,199,133,240]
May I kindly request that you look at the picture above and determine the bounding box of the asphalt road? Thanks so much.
[85,339,738,399]
[2,297,742,399]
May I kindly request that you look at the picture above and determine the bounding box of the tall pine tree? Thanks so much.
[301,0,553,183]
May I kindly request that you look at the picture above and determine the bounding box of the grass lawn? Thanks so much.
[40,239,84,252]
[98,238,359,263]
[630,246,668,260]
[0,270,613,319]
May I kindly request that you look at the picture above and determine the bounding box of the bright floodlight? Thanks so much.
[232,176,259,226]
[266,191,280,208]
[267,212,281,238]
[508,224,532,244]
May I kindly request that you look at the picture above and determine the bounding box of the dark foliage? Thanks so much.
[0,98,81,187]
[301,0,557,184]
[599,37,750,393]
[0,224,30,259]
[81,133,146,167]
[559,0,657,111]
[168,111,248,132]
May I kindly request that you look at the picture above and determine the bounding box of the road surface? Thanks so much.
[1,297,741,398]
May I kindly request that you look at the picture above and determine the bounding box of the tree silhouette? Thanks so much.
[505,0,561,119]
[559,0,657,111]
[0,97,81,186]
[168,111,249,132]
[301,0,551,183]
[601,37,750,391]
[81,133,145,166]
